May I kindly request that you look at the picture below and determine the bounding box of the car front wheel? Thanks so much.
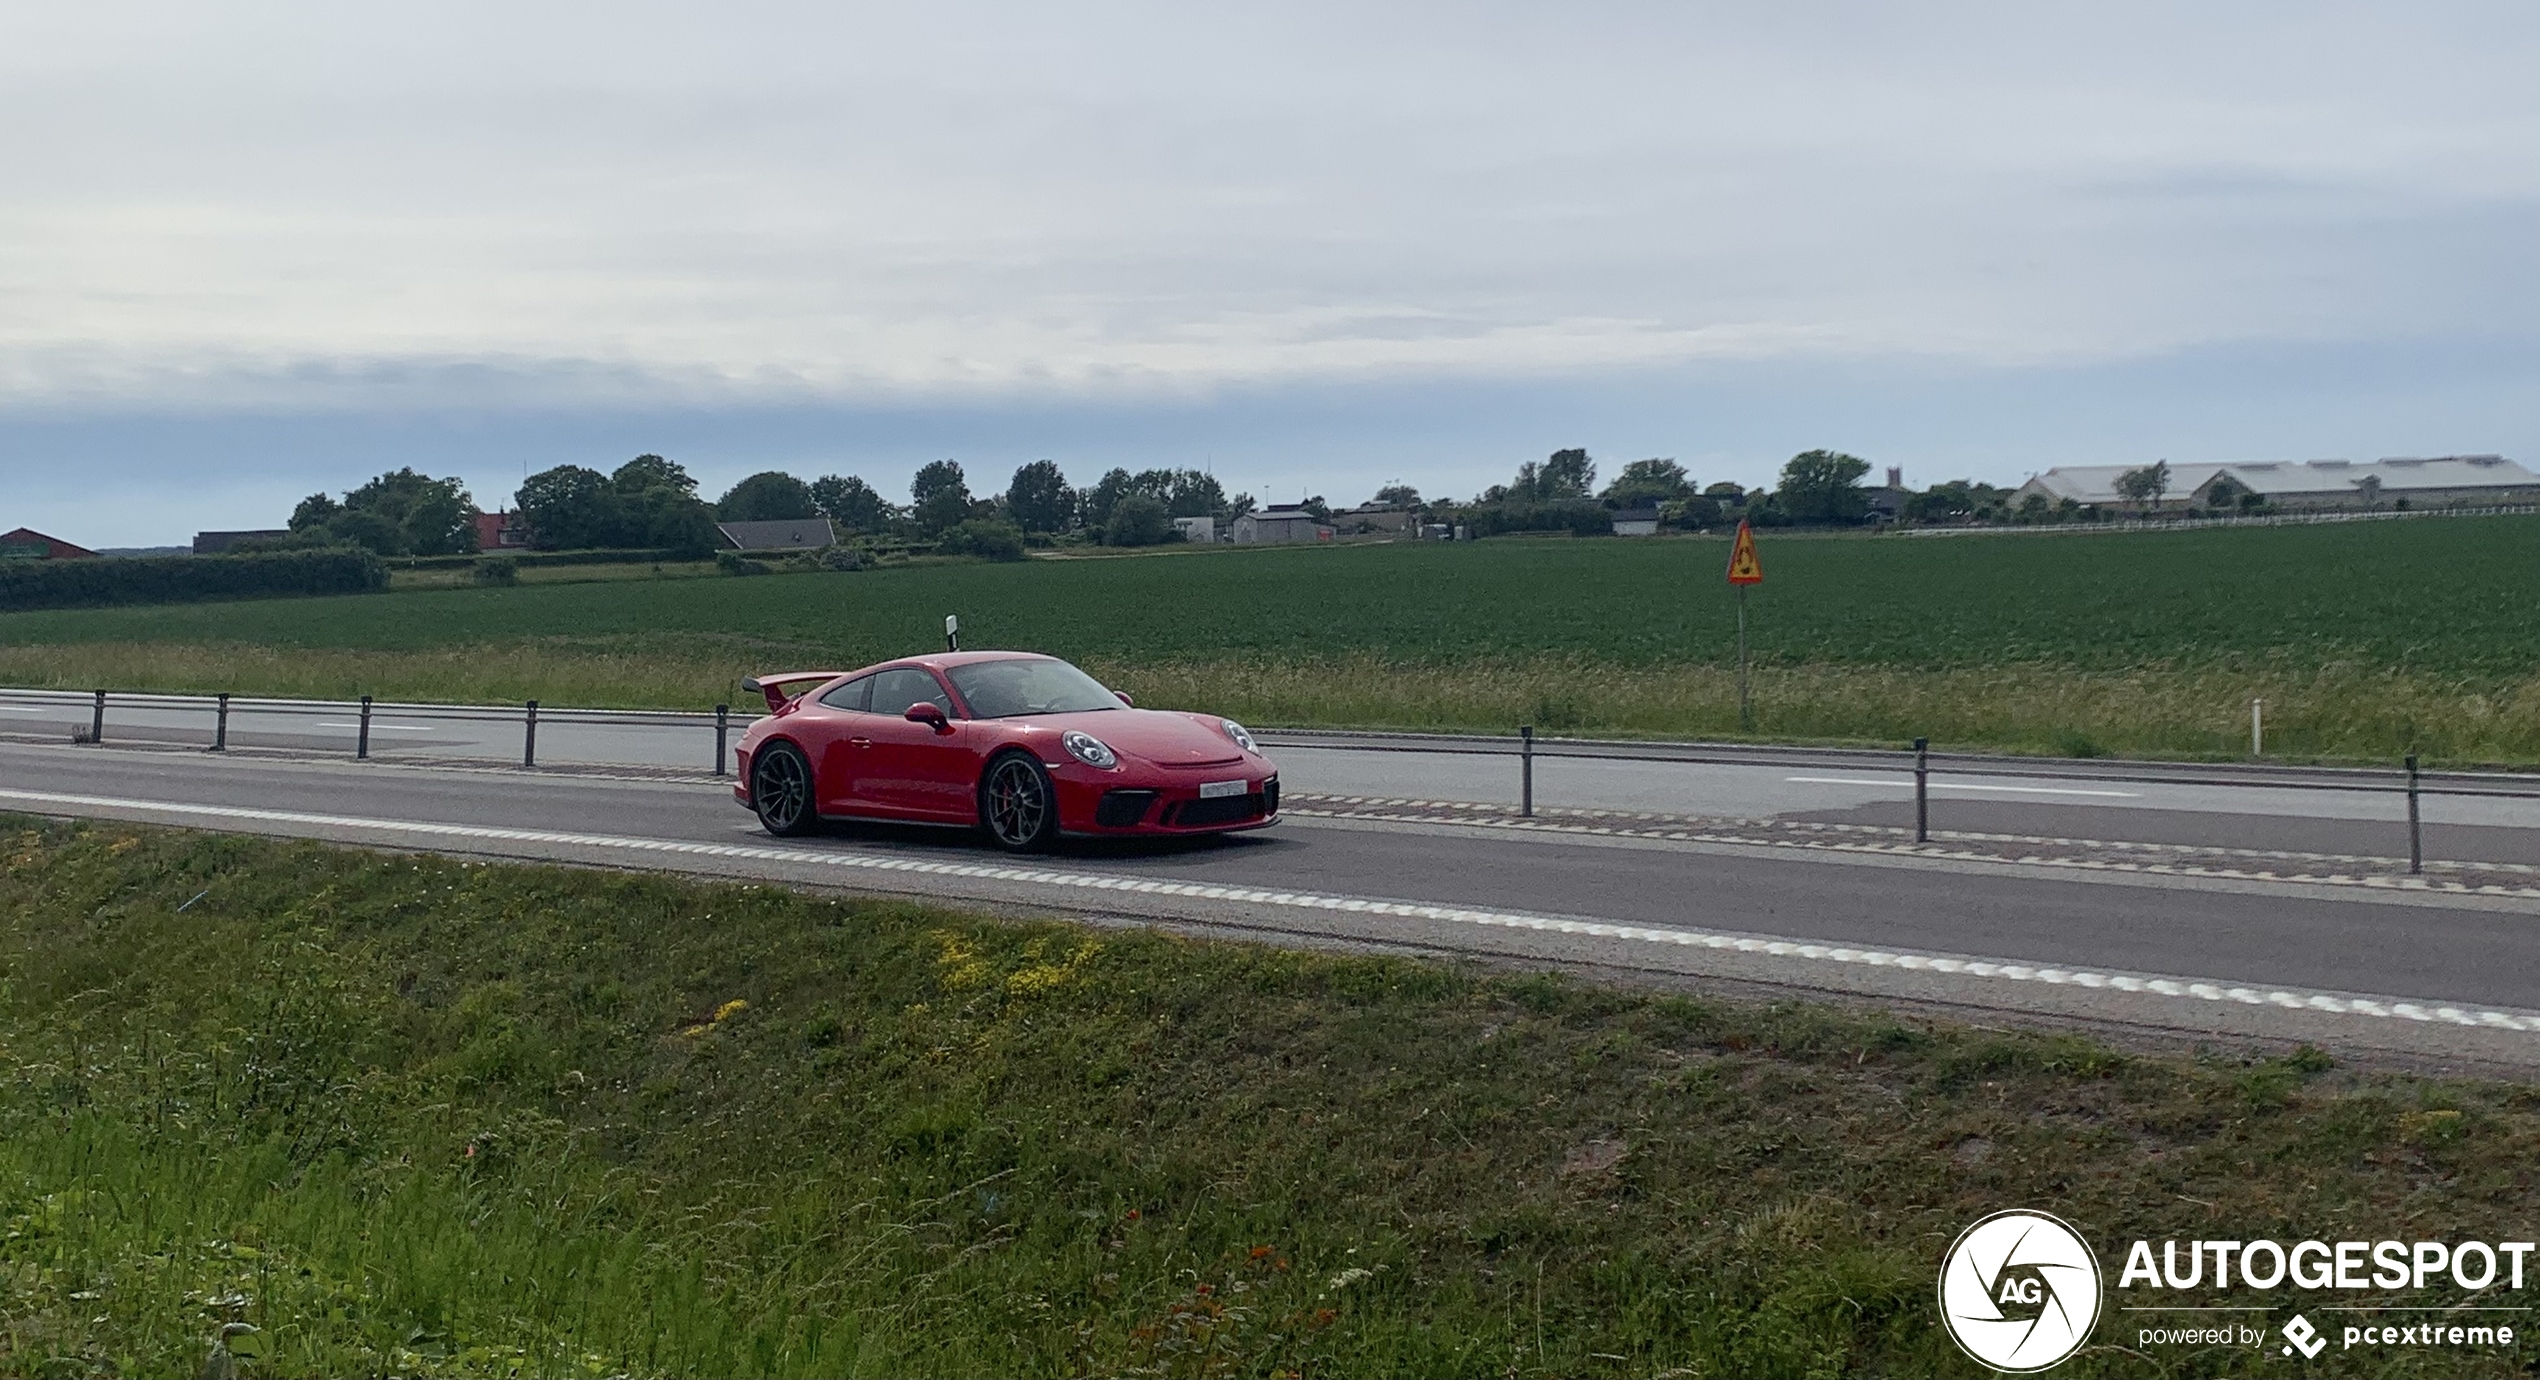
[752,741,818,837]
[980,751,1059,852]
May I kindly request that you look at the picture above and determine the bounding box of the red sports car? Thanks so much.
[730,650,1279,850]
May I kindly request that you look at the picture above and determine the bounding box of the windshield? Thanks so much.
[947,657,1125,718]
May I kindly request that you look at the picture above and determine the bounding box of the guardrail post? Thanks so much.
[212,692,229,752]
[89,689,105,744]
[1914,736,1930,843]
[714,703,730,776]
[357,695,373,760]
[1520,724,1535,818]
[523,699,539,769]
[2251,698,2263,757]
[2405,752,2421,875]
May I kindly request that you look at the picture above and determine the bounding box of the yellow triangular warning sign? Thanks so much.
[1726,520,1763,585]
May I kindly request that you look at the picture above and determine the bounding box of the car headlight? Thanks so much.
[1062,730,1118,769]
[1221,719,1257,753]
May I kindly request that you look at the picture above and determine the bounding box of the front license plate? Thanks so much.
[1199,779,1248,799]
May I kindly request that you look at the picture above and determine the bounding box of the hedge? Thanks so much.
[0,548,389,612]
[384,547,695,572]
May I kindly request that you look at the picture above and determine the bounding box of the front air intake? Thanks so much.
[1095,789,1158,828]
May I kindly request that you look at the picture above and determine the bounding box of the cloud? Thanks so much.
[1,1,2531,414]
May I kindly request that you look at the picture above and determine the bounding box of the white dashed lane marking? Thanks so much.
[3,786,2534,1039]
[1783,775,2141,798]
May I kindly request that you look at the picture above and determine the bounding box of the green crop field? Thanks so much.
[2,516,2534,761]
[8,818,2539,1377]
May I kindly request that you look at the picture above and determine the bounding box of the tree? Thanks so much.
[717,471,819,522]
[1600,459,1693,509]
[1773,450,1873,525]
[288,494,342,531]
[1103,493,1175,546]
[909,459,975,536]
[612,453,696,498]
[2113,460,2171,512]
[1701,481,1747,502]
[808,475,895,535]
[2353,474,2383,510]
[1080,468,1136,532]
[1370,484,1422,509]
[1157,469,1226,520]
[1509,448,1596,502]
[516,465,618,550]
[610,455,717,556]
[1003,460,1077,534]
[937,517,1029,561]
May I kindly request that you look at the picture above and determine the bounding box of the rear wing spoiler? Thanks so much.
[740,671,846,712]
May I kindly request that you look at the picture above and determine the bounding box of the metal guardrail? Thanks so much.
[1,686,739,775]
[10,687,2538,874]
[1251,726,2540,876]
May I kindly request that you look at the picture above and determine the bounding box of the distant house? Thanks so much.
[717,517,836,552]
[1608,506,1661,537]
[0,528,96,560]
[1865,466,1908,523]
[1173,516,1218,544]
[1232,505,1331,545]
[471,509,529,550]
[192,529,289,555]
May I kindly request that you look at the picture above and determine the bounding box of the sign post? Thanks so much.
[1726,520,1763,732]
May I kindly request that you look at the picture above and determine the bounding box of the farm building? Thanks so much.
[0,528,96,560]
[1233,505,1331,544]
[2011,455,2537,513]
[472,509,530,549]
[1608,506,1661,536]
[717,517,836,551]
[2192,456,2540,511]
[1173,516,1218,543]
[2010,464,2225,512]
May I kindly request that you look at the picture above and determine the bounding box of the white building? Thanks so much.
[1232,506,1331,544]
[2010,456,2537,513]
[1173,515,1218,543]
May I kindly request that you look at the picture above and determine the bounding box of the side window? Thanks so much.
[817,675,872,712]
[867,667,952,717]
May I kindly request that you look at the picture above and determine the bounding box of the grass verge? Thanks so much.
[6,818,2540,1376]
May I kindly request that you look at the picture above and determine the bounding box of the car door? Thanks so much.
[810,673,875,814]
[858,667,977,819]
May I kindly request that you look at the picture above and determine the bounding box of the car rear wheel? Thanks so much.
[980,751,1059,852]
[752,741,818,837]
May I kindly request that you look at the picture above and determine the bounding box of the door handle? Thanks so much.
[850,737,872,747]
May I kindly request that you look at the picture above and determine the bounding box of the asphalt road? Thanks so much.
[8,738,2540,1069]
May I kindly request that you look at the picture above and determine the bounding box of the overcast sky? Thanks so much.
[5,2,2534,545]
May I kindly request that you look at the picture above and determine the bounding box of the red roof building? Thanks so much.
[472,509,529,550]
[0,528,97,560]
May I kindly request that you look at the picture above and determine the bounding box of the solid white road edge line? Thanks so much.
[6,785,2534,1040]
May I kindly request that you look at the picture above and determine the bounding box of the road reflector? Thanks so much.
[1727,520,1763,585]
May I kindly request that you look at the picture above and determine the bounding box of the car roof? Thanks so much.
[858,650,1056,676]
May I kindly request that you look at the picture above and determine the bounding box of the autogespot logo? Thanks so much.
[1940,1210,2104,1373]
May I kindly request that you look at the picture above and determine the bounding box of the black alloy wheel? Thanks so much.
[752,741,818,837]
[980,752,1059,852]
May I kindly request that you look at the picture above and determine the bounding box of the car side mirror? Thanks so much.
[904,702,952,733]
[1113,689,1134,707]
